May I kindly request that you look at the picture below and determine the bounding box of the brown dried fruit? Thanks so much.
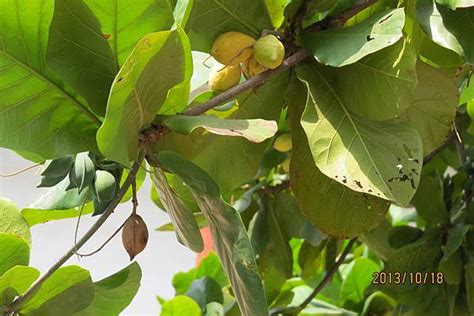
[122,214,149,260]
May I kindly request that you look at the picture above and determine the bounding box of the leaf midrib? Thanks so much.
[309,64,393,198]
[0,50,102,126]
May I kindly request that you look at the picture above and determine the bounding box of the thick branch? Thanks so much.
[9,150,146,313]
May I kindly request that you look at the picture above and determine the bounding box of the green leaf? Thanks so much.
[97,28,192,166]
[0,0,100,159]
[20,266,94,315]
[40,156,73,179]
[442,224,470,262]
[412,173,449,225]
[185,0,271,52]
[71,152,95,193]
[439,251,463,285]
[172,252,228,295]
[84,0,174,66]
[417,1,474,64]
[0,198,30,243]
[47,0,117,117]
[205,302,225,316]
[0,266,39,295]
[93,170,116,204]
[265,0,289,28]
[397,62,458,155]
[297,63,423,206]
[76,262,142,316]
[388,226,423,249]
[151,167,204,252]
[327,40,417,121]
[465,262,474,313]
[361,291,396,315]
[186,277,224,310]
[21,205,94,227]
[436,0,474,10]
[272,192,325,246]
[155,151,268,316]
[340,258,379,307]
[249,196,293,303]
[161,115,278,143]
[287,73,389,238]
[157,213,207,232]
[300,8,405,67]
[154,73,288,194]
[0,233,30,276]
[161,295,201,316]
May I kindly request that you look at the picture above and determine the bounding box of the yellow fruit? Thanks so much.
[282,157,291,173]
[208,63,241,92]
[211,32,256,65]
[273,133,292,152]
[243,55,267,79]
[254,35,285,69]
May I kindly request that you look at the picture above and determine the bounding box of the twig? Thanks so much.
[270,238,357,315]
[131,180,138,215]
[0,162,43,177]
[74,216,129,258]
[182,50,309,116]
[9,150,146,313]
[74,192,91,257]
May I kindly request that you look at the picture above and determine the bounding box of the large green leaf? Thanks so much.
[161,115,278,143]
[47,0,117,117]
[20,266,94,315]
[151,167,204,252]
[300,8,405,67]
[161,295,201,316]
[0,233,30,276]
[0,266,39,295]
[287,74,389,238]
[328,40,417,121]
[84,0,174,66]
[21,205,94,227]
[185,0,272,52]
[97,28,192,166]
[265,0,289,28]
[297,63,423,206]
[412,173,449,226]
[76,262,142,316]
[155,151,268,316]
[0,0,100,159]
[396,62,458,155]
[340,258,380,307]
[0,198,30,244]
[417,1,474,64]
[153,73,288,194]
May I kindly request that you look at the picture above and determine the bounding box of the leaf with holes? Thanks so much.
[297,63,423,206]
[0,0,100,159]
[287,75,389,238]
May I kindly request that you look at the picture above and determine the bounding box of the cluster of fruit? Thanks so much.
[208,31,286,92]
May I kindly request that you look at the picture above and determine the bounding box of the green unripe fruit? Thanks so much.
[211,32,256,66]
[208,63,241,92]
[254,35,285,69]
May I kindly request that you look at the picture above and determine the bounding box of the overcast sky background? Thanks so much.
[0,148,196,315]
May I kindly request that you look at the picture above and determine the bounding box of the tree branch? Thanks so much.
[270,238,357,315]
[9,150,146,313]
